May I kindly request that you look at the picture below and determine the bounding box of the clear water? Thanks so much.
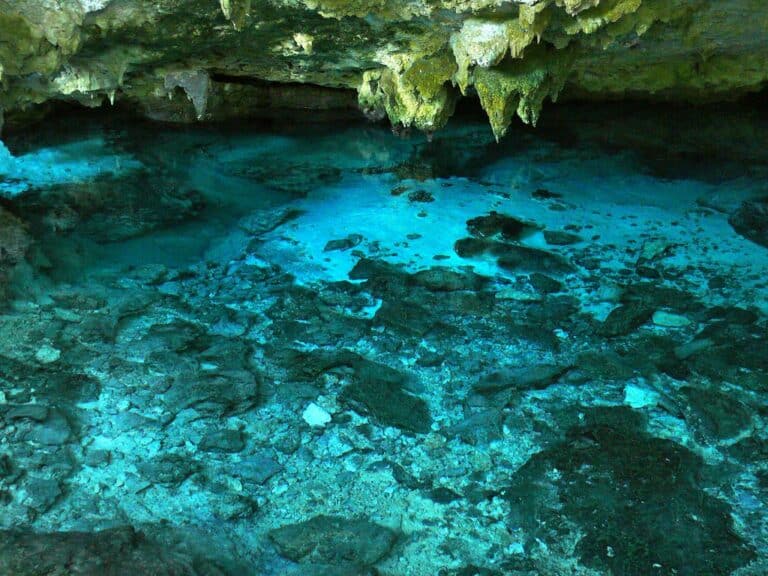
[0,104,767,575]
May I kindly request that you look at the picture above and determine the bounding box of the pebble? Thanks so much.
[157,281,182,296]
[302,402,332,428]
[54,308,81,322]
[675,337,713,359]
[652,310,691,327]
[495,288,542,302]
[35,345,61,364]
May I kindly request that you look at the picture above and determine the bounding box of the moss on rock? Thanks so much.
[359,49,458,131]
[475,44,575,139]
[0,0,766,138]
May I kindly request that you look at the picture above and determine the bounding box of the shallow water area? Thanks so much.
[1,105,767,576]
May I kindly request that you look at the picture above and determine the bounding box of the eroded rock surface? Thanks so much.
[269,515,398,568]
[0,526,242,576]
[1,1,767,137]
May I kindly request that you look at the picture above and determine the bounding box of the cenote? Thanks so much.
[1,99,766,576]
[2,15,768,576]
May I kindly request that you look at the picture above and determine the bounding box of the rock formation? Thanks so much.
[0,0,766,137]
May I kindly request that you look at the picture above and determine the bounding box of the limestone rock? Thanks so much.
[0,1,767,136]
[496,245,574,275]
[163,369,262,417]
[729,197,768,248]
[466,211,540,241]
[340,359,432,434]
[198,429,246,453]
[543,230,582,246]
[35,345,61,364]
[25,409,74,446]
[446,409,504,445]
[652,310,691,327]
[138,454,200,486]
[269,515,398,567]
[23,477,62,513]
[0,206,31,286]
[302,402,332,428]
[0,526,242,575]
[228,453,282,486]
[474,364,571,394]
[506,407,756,575]
[598,302,653,337]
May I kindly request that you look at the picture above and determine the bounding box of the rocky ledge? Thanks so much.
[1,0,767,138]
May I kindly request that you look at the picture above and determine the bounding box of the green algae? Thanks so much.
[359,49,458,131]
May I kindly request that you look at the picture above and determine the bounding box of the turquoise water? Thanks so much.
[0,105,767,575]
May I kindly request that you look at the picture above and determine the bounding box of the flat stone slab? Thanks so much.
[341,359,432,434]
[0,527,239,576]
[269,515,398,566]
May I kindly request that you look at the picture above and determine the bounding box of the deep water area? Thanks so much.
[0,103,767,576]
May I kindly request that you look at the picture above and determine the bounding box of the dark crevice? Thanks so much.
[208,72,355,98]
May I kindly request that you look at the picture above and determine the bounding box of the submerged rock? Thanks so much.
[15,176,206,243]
[528,273,563,294]
[575,350,637,381]
[324,234,363,252]
[163,369,262,417]
[239,207,303,236]
[729,197,768,248]
[652,309,691,327]
[543,229,581,246]
[198,429,247,453]
[234,161,342,195]
[34,344,61,364]
[454,237,574,275]
[341,358,432,434]
[496,245,574,275]
[506,407,756,575]
[410,267,486,292]
[23,477,63,514]
[598,303,653,337]
[407,189,435,203]
[269,348,432,433]
[0,526,241,575]
[269,515,398,567]
[681,386,754,443]
[446,409,504,446]
[302,402,332,428]
[229,453,282,486]
[531,188,563,201]
[138,454,201,486]
[24,409,74,446]
[454,237,491,258]
[466,212,538,241]
[0,206,31,288]
[474,364,571,394]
